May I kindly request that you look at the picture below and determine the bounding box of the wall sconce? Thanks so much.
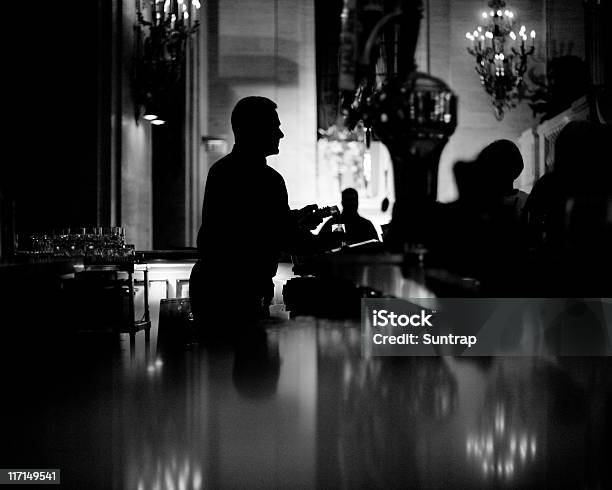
[466,0,536,120]
[133,0,201,123]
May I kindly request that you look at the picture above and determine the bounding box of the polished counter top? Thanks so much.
[3,311,612,489]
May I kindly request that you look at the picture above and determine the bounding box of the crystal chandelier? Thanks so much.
[133,0,202,124]
[466,0,536,120]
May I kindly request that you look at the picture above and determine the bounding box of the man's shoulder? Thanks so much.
[263,164,285,183]
[209,153,284,180]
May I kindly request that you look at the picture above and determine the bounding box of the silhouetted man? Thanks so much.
[319,188,378,246]
[190,96,318,326]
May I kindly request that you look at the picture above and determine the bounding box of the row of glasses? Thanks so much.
[17,227,133,262]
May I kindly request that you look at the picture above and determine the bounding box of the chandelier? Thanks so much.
[465,0,536,120]
[133,0,201,124]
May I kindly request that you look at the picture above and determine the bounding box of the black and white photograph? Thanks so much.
[1,0,611,488]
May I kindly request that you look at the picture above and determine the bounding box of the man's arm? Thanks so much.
[274,176,325,255]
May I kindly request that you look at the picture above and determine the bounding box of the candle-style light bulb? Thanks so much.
[482,12,488,19]
[530,30,536,38]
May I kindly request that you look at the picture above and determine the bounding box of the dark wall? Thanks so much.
[152,80,187,250]
[9,1,110,234]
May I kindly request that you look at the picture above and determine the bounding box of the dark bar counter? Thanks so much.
[1,252,611,488]
[2,313,612,488]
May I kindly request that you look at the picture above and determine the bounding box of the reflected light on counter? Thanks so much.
[143,114,158,121]
[151,119,166,126]
[466,427,537,481]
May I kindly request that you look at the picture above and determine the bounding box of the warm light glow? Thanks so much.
[482,12,488,18]
[530,30,536,38]
[143,114,158,121]
[485,31,493,39]
[497,9,502,16]
[477,26,482,32]
[151,119,166,125]
[509,31,516,40]
[473,30,479,37]
[508,11,514,18]
[466,32,473,40]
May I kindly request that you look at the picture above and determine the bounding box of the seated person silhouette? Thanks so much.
[428,153,529,294]
[319,188,378,248]
[477,139,529,223]
[523,121,612,296]
[190,96,321,331]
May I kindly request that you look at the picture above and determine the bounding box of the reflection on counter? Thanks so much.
[3,263,612,488]
[112,314,612,489]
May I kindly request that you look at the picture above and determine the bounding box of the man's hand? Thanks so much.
[293,204,324,230]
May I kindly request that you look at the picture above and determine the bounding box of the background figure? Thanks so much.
[319,188,378,248]
[427,139,530,294]
[477,139,529,223]
[191,96,320,331]
[524,121,611,252]
[524,121,612,296]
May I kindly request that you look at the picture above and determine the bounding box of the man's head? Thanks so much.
[341,188,359,216]
[477,139,524,195]
[231,96,284,156]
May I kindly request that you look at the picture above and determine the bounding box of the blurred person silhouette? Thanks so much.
[523,121,612,295]
[477,139,529,222]
[427,143,530,294]
[524,121,611,250]
[319,188,378,248]
[190,96,323,331]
